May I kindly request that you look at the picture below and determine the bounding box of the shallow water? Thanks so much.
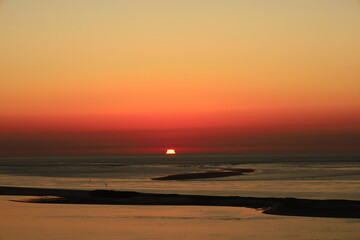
[1,153,359,239]
[0,153,359,200]
[1,196,359,240]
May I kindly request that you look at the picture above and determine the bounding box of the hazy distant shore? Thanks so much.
[151,168,256,180]
[1,186,359,218]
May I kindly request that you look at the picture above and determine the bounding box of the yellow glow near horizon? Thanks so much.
[166,149,176,155]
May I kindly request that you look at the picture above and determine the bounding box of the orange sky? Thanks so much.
[0,0,359,154]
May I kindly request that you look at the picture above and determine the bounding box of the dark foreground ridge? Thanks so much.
[1,186,359,218]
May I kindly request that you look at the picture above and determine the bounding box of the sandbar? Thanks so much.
[151,168,256,180]
[1,186,359,218]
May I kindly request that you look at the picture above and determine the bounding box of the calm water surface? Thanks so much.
[1,196,359,240]
[0,153,359,240]
[0,153,359,199]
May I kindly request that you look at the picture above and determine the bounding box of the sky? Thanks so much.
[0,0,359,154]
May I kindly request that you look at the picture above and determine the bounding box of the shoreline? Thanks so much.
[1,186,359,218]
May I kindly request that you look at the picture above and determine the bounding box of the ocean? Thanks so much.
[0,153,359,200]
[1,153,359,240]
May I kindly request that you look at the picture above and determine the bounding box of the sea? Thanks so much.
[0,153,359,200]
[0,153,359,240]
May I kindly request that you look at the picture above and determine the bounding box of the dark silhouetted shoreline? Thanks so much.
[1,186,359,218]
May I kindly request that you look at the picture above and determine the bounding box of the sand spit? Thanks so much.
[1,186,359,218]
[151,168,256,180]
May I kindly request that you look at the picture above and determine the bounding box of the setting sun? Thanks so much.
[166,149,176,155]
